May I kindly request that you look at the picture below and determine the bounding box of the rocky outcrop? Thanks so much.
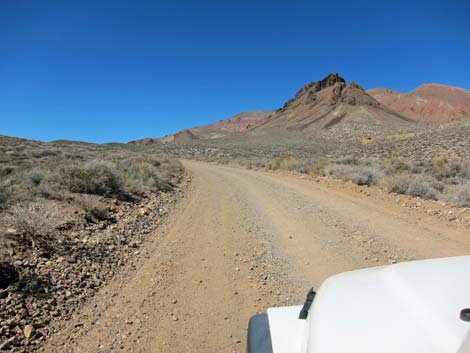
[253,73,410,133]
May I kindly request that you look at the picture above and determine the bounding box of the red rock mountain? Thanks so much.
[368,84,470,121]
[251,73,411,133]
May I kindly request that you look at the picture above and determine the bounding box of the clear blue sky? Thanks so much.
[1,0,469,143]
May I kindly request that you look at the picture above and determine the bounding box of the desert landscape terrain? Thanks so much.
[1,73,470,352]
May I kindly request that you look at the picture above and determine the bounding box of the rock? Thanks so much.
[447,213,457,221]
[0,336,18,350]
[23,324,35,339]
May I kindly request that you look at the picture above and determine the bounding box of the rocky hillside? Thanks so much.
[251,73,411,135]
[190,110,273,139]
[160,129,198,144]
[368,84,470,121]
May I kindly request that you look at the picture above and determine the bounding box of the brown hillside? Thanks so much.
[368,84,470,121]
[252,73,411,134]
[190,110,273,139]
[161,129,197,144]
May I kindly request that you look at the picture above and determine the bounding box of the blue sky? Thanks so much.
[1,0,469,143]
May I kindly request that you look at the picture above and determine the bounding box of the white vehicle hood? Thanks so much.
[305,256,470,353]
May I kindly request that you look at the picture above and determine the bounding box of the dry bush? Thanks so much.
[325,164,384,186]
[60,160,124,197]
[380,174,410,194]
[384,158,411,175]
[381,174,442,200]
[431,157,470,180]
[333,155,359,165]
[269,156,311,172]
[26,169,48,186]
[407,177,441,200]
[118,156,181,193]
[308,162,327,176]
[11,202,59,250]
[444,183,470,208]
[85,206,110,223]
[0,181,10,210]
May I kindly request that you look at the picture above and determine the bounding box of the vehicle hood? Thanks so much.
[305,256,470,353]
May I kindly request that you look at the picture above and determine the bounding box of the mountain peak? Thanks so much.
[299,72,346,95]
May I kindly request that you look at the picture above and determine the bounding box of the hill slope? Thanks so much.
[251,73,411,135]
[368,84,470,121]
[190,110,273,139]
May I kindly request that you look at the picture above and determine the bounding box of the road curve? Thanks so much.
[43,160,470,353]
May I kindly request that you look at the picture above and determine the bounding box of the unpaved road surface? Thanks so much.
[43,161,470,353]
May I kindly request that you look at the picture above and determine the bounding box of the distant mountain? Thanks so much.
[250,73,411,134]
[160,129,198,144]
[368,84,470,121]
[131,110,273,145]
[190,111,273,139]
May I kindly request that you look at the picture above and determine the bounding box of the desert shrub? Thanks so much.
[85,206,110,223]
[0,181,10,209]
[117,157,177,192]
[381,174,441,200]
[407,177,440,200]
[431,157,470,180]
[60,160,124,196]
[123,161,167,192]
[384,158,411,175]
[381,174,410,194]
[308,162,327,176]
[159,158,184,179]
[326,164,384,186]
[334,155,359,165]
[0,165,16,178]
[269,156,311,172]
[444,183,470,208]
[11,202,58,249]
[36,178,66,201]
[26,169,47,186]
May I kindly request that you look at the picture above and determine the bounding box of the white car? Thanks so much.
[247,256,470,353]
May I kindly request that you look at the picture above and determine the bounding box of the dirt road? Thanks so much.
[43,161,470,353]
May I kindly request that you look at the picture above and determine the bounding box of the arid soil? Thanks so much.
[41,161,470,353]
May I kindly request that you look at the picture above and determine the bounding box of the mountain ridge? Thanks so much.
[368,83,470,121]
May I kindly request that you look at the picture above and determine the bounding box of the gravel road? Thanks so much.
[42,160,470,353]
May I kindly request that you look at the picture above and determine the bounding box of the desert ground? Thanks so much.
[38,161,470,353]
